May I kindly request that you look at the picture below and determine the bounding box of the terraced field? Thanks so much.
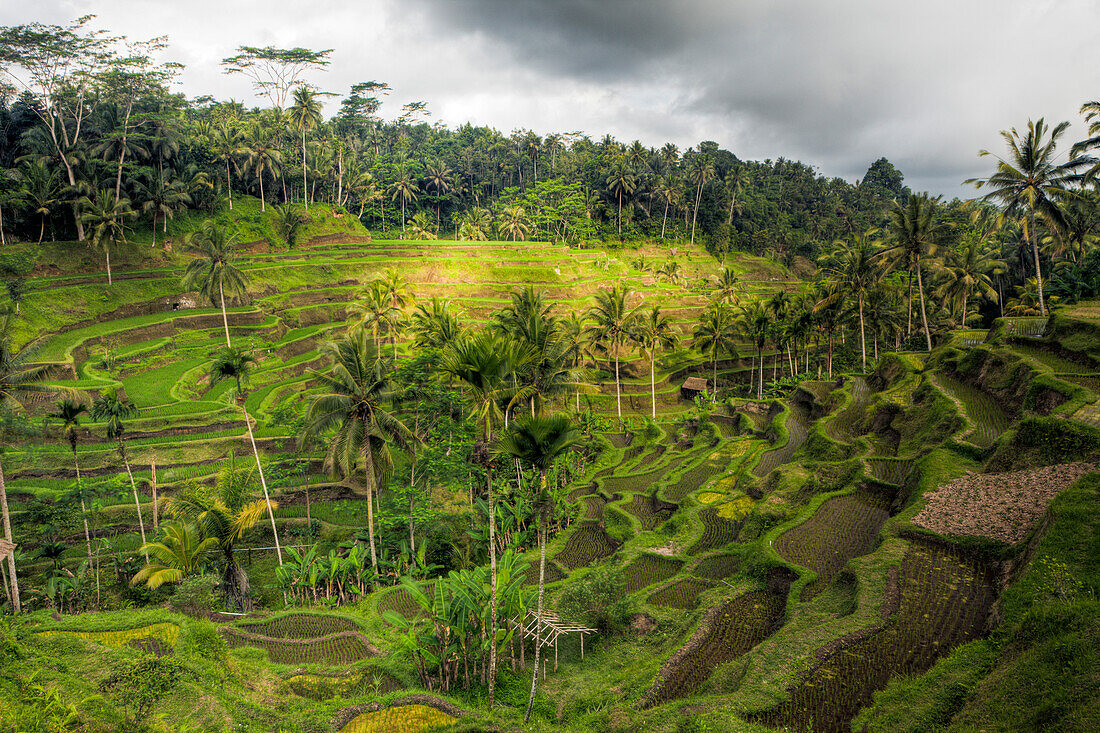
[932,374,1011,446]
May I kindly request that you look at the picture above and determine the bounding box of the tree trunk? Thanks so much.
[259,173,266,213]
[219,280,232,348]
[487,462,499,707]
[244,405,282,565]
[363,444,379,583]
[1,455,22,613]
[916,254,933,351]
[120,443,147,554]
[651,350,658,420]
[614,347,623,430]
[302,128,309,212]
[1029,210,1046,317]
[858,294,866,371]
[906,267,913,337]
[106,245,112,286]
[73,449,93,569]
[691,181,703,245]
[226,160,234,210]
[524,484,548,724]
[661,199,669,239]
[151,457,158,530]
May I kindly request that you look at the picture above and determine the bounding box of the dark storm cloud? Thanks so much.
[4,1,1099,196]
[409,0,1100,194]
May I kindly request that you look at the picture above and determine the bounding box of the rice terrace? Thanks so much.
[1,7,1100,733]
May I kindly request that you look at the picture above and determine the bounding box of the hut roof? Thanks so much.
[682,377,710,391]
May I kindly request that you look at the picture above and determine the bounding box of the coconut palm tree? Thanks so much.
[494,414,580,724]
[879,194,944,351]
[714,266,740,305]
[498,205,530,242]
[606,160,636,236]
[653,175,680,240]
[585,285,640,428]
[288,86,323,212]
[692,303,739,397]
[208,346,282,565]
[164,464,275,610]
[303,335,414,581]
[409,297,465,350]
[0,321,67,613]
[440,329,513,707]
[422,161,452,228]
[49,399,93,566]
[817,229,882,370]
[967,118,1082,317]
[349,281,400,356]
[91,388,147,550]
[936,223,1005,328]
[633,306,678,418]
[78,188,137,286]
[209,121,244,210]
[131,521,216,589]
[389,171,418,237]
[180,221,249,348]
[688,153,716,245]
[243,122,282,212]
[739,300,771,398]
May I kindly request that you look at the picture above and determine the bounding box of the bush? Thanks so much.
[169,574,219,616]
[99,656,186,723]
[557,565,635,633]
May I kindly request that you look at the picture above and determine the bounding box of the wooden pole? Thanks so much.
[151,457,158,530]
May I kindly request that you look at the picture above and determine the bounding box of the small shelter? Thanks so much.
[518,610,598,675]
[680,377,710,400]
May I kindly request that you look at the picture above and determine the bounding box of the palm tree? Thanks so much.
[653,175,680,240]
[349,281,400,356]
[606,161,636,236]
[423,162,452,228]
[288,86,324,212]
[208,121,244,211]
[409,297,465,350]
[389,172,418,237]
[131,521,216,589]
[692,303,739,396]
[688,153,716,245]
[967,119,1081,317]
[739,301,771,398]
[49,399,93,566]
[164,464,275,609]
[714,266,740,305]
[243,122,282,212]
[585,285,640,428]
[936,223,1005,328]
[375,268,411,359]
[208,346,283,566]
[180,221,249,348]
[633,306,678,418]
[78,188,137,286]
[0,320,67,613]
[498,205,530,242]
[817,229,882,370]
[440,329,512,706]
[879,194,943,351]
[494,415,580,724]
[136,172,192,248]
[91,388,147,550]
[303,335,414,581]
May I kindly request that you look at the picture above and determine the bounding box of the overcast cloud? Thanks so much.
[3,0,1098,197]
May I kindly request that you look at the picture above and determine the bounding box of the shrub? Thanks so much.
[169,574,219,616]
[99,656,186,723]
[557,565,635,633]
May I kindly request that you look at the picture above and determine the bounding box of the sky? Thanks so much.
[3,0,1098,198]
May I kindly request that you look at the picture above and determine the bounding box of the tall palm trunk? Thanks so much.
[362,439,379,582]
[0,456,21,613]
[219,280,232,348]
[1028,210,1046,317]
[691,181,703,245]
[660,199,669,239]
[244,405,282,565]
[72,448,93,569]
[525,473,549,724]
[650,350,658,419]
[487,461,499,707]
[301,128,309,212]
[226,160,234,210]
[118,441,147,554]
[858,294,866,370]
[916,254,932,351]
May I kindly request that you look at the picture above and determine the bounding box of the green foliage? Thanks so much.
[168,573,219,616]
[988,416,1100,470]
[558,565,635,633]
[98,655,186,723]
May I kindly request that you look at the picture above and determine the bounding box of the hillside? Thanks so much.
[1,206,1099,733]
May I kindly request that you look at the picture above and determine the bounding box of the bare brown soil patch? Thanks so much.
[913,463,1094,543]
